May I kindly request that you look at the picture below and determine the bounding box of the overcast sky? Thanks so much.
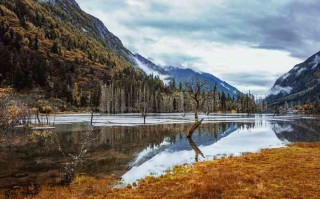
[77,0,320,97]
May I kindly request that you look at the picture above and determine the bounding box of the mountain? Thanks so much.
[0,0,240,112]
[42,0,132,58]
[165,67,239,97]
[133,54,240,97]
[0,0,149,100]
[266,51,320,103]
[132,53,169,81]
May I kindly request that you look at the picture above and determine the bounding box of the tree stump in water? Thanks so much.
[186,118,204,138]
[90,110,94,125]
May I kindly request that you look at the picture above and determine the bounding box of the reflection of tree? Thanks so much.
[237,123,255,131]
[187,137,204,162]
[213,123,219,141]
[221,123,226,132]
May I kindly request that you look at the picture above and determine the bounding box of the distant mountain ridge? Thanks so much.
[133,54,240,97]
[266,51,320,103]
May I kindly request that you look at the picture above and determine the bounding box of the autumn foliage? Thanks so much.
[0,88,29,135]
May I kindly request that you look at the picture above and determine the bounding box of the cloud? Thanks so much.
[220,72,281,97]
[221,72,277,87]
[76,0,319,95]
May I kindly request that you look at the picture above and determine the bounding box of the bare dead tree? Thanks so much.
[204,86,217,116]
[138,84,150,125]
[37,129,101,185]
[33,108,41,124]
[185,79,208,122]
[181,91,189,117]
[185,78,208,138]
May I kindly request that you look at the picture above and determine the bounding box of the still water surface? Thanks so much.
[0,114,319,189]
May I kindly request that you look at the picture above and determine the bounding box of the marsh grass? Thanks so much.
[17,142,320,199]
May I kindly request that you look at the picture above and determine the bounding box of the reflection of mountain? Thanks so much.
[130,123,238,167]
[122,120,284,184]
[272,120,320,142]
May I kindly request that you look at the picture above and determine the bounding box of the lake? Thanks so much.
[0,113,319,192]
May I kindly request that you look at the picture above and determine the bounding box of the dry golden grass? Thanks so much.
[28,143,320,199]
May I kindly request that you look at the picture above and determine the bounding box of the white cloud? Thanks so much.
[76,0,318,96]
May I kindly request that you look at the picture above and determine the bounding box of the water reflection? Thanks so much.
[272,119,320,142]
[187,137,204,162]
[121,121,286,184]
[0,115,319,191]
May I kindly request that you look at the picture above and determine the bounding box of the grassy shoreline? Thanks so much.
[17,142,319,199]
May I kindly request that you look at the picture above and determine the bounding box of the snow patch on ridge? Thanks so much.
[81,27,88,33]
[296,68,306,76]
[311,55,320,70]
[280,72,290,81]
[292,65,299,71]
[220,82,230,91]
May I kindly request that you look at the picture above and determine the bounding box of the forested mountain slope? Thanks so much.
[0,0,163,108]
[0,0,251,114]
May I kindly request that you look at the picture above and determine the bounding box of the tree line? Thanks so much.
[96,76,257,116]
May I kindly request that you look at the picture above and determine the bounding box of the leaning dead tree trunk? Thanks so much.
[186,118,204,138]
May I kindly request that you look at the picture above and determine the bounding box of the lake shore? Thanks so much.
[21,142,320,199]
